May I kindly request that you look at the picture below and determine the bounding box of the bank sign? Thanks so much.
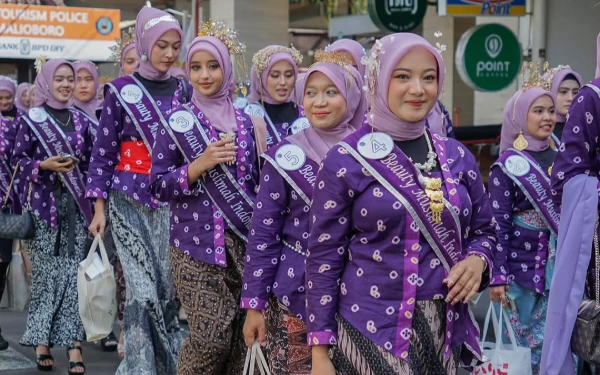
[368,0,428,33]
[438,0,527,16]
[0,4,120,61]
[455,23,522,92]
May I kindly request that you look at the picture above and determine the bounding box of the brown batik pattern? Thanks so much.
[169,231,247,375]
[264,298,312,375]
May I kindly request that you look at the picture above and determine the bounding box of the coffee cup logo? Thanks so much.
[485,34,503,59]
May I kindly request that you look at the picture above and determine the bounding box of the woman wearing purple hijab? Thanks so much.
[13,58,95,374]
[72,61,100,121]
[542,34,600,374]
[151,24,259,373]
[15,82,31,112]
[0,76,23,353]
[246,45,306,150]
[305,33,498,375]
[85,6,188,375]
[488,69,559,374]
[544,65,583,143]
[241,50,365,374]
[325,38,366,77]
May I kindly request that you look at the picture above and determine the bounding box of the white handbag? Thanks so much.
[472,302,532,375]
[242,341,271,375]
[77,234,117,342]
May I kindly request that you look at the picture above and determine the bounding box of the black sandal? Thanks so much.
[34,347,54,372]
[66,345,85,375]
[100,332,118,352]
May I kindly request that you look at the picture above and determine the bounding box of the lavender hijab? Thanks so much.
[326,39,366,77]
[288,62,365,163]
[169,67,187,80]
[135,7,183,81]
[0,76,17,110]
[119,43,137,77]
[368,33,445,141]
[73,61,100,118]
[15,82,31,111]
[248,45,299,105]
[34,59,75,110]
[186,36,237,133]
[548,67,583,123]
[499,87,554,153]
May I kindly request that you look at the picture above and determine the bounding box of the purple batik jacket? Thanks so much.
[12,108,93,227]
[85,76,189,208]
[305,125,498,367]
[0,109,23,211]
[247,103,305,150]
[150,103,258,266]
[241,137,319,320]
[552,78,600,205]
[489,150,559,293]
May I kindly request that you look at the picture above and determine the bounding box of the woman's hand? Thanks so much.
[39,156,74,173]
[89,209,106,237]
[311,346,335,375]
[490,285,510,308]
[187,138,237,183]
[242,309,266,348]
[443,255,485,305]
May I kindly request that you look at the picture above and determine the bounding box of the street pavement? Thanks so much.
[0,293,492,374]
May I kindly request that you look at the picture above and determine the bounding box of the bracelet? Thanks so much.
[468,253,488,272]
[195,162,206,179]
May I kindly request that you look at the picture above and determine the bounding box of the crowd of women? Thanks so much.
[0,4,599,375]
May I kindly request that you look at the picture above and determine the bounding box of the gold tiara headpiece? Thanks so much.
[199,20,246,55]
[34,55,47,74]
[109,26,136,64]
[252,45,303,77]
[521,61,553,91]
[313,50,354,67]
[98,76,113,85]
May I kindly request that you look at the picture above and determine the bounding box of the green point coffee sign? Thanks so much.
[368,0,428,33]
[456,23,522,92]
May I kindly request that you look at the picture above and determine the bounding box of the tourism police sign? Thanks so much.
[367,0,428,33]
[438,0,527,16]
[455,23,522,92]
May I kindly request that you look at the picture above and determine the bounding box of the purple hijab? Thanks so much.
[288,62,365,164]
[368,33,445,141]
[34,59,75,110]
[15,82,31,112]
[186,36,237,133]
[326,39,366,77]
[0,76,16,97]
[73,61,100,118]
[499,87,554,153]
[548,66,583,123]
[119,42,137,78]
[135,7,183,81]
[169,66,187,80]
[248,45,299,105]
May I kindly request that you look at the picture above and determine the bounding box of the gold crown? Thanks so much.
[521,61,553,91]
[313,50,354,67]
[252,45,303,77]
[34,55,47,74]
[109,26,136,64]
[199,20,246,55]
[98,76,113,85]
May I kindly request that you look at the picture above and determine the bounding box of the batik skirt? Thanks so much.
[169,231,247,375]
[109,191,182,375]
[264,298,312,375]
[331,300,460,375]
[20,193,86,348]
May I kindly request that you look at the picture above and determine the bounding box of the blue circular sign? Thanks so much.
[96,17,114,36]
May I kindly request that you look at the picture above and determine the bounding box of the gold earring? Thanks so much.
[513,130,528,151]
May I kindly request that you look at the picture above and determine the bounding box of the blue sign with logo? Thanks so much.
[438,0,527,17]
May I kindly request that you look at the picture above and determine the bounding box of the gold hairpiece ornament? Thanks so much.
[313,50,354,67]
[98,76,113,85]
[109,26,136,64]
[361,39,383,123]
[252,45,303,77]
[199,20,249,98]
[34,56,47,74]
[513,130,529,151]
[521,61,553,91]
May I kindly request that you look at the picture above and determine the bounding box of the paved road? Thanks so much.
[1,293,492,374]
[1,308,121,375]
